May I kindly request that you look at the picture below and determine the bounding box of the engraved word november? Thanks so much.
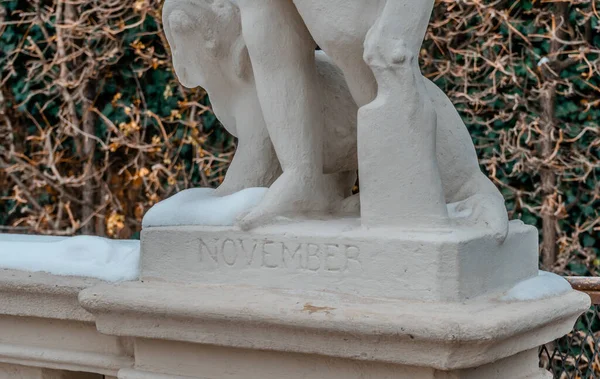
[198,238,362,273]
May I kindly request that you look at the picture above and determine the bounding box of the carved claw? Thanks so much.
[450,194,510,244]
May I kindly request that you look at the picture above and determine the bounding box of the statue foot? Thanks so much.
[237,170,343,231]
[448,194,509,244]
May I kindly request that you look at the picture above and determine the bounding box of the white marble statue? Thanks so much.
[60,6,585,379]
[162,0,508,241]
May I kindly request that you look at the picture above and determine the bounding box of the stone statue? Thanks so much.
[162,0,508,241]
[75,6,587,379]
[162,0,358,203]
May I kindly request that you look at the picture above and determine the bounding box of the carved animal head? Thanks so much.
[163,0,250,88]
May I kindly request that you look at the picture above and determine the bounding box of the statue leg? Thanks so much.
[295,0,508,235]
[214,99,281,196]
[357,0,448,227]
[292,0,379,108]
[235,0,344,229]
[292,0,447,227]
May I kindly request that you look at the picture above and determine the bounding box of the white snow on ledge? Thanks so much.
[501,271,572,301]
[0,234,140,282]
[142,187,267,227]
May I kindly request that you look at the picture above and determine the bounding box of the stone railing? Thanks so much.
[0,229,591,379]
[0,269,133,379]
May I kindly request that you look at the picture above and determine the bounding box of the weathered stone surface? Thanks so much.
[117,348,550,379]
[141,220,537,301]
[161,0,509,236]
[79,280,589,377]
[0,270,133,377]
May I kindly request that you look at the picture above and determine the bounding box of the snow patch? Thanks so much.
[142,187,268,227]
[501,271,572,301]
[0,234,140,282]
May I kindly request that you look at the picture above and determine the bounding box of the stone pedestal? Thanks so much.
[140,219,538,301]
[78,220,589,379]
[79,279,584,379]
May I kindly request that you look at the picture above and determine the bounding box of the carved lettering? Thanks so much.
[199,238,219,267]
[282,242,304,269]
[306,243,321,271]
[262,241,280,268]
[198,237,362,272]
[238,239,260,266]
[221,239,237,266]
[345,245,361,272]
[324,243,344,272]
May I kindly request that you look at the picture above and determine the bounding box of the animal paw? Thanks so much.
[236,170,343,230]
[448,194,509,244]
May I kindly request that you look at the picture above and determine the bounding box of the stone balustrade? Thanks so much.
[0,269,132,379]
[0,224,591,379]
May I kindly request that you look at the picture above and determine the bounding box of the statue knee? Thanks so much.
[363,36,415,72]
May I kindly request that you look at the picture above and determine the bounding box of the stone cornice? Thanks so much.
[0,269,134,376]
[0,269,102,322]
[80,281,590,371]
[0,343,132,376]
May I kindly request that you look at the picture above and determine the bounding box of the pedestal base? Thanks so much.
[80,280,589,379]
[115,344,548,379]
[141,220,537,301]
[91,215,589,378]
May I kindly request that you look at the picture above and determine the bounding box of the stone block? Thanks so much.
[141,220,537,301]
[79,280,589,379]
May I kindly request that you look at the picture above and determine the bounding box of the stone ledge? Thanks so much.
[79,281,590,371]
[141,220,538,302]
[0,269,103,322]
[0,269,134,376]
[121,339,547,379]
[118,368,195,379]
[0,344,131,377]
